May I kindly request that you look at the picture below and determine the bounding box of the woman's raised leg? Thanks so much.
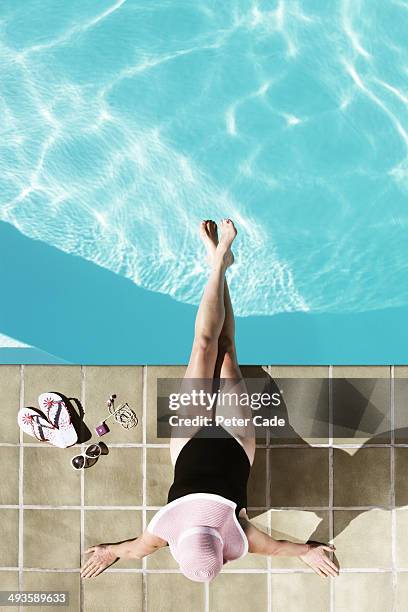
[215,279,256,465]
[170,219,237,465]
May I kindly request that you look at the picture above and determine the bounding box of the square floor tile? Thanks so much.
[24,571,79,612]
[24,509,80,569]
[270,377,329,444]
[272,573,330,612]
[150,374,185,445]
[396,573,408,611]
[24,447,80,506]
[0,509,18,567]
[394,366,408,377]
[0,366,20,443]
[146,573,204,612]
[210,573,268,612]
[227,511,268,569]
[84,510,142,569]
[146,447,174,506]
[0,447,19,505]
[146,366,186,443]
[395,449,408,507]
[84,447,142,506]
[0,572,19,612]
[396,510,408,567]
[240,366,278,444]
[332,367,390,378]
[0,571,19,590]
[333,448,391,507]
[334,572,392,612]
[241,366,270,376]
[394,373,408,443]
[83,571,142,612]
[0,571,19,612]
[270,510,329,569]
[332,377,391,444]
[248,449,267,507]
[269,367,329,378]
[333,510,391,568]
[23,366,81,444]
[84,366,142,443]
[145,510,177,569]
[269,448,329,507]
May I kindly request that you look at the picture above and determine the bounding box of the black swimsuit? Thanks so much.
[167,425,251,517]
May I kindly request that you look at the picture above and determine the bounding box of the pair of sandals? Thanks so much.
[17,392,77,448]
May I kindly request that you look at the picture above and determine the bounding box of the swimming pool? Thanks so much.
[0,1,407,364]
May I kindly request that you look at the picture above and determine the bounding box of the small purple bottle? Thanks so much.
[95,421,110,437]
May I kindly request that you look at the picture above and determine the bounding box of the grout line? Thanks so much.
[267,443,395,449]
[1,505,151,510]
[265,368,271,533]
[1,504,404,511]
[205,582,209,612]
[265,369,272,612]
[391,366,397,612]
[268,496,272,612]
[19,505,163,510]
[7,564,408,574]
[80,366,85,612]
[0,442,172,448]
[329,365,334,612]
[18,365,24,612]
[2,441,405,448]
[221,567,396,574]
[266,440,271,510]
[257,506,401,511]
[142,366,148,612]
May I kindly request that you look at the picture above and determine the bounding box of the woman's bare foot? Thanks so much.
[200,219,236,268]
[215,218,236,268]
[199,219,218,266]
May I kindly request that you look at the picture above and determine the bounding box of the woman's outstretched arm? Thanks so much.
[108,530,167,559]
[239,515,338,578]
[81,531,167,579]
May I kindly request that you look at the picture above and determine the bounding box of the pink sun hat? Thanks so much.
[147,493,248,582]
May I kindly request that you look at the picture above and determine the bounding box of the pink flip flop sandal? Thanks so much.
[17,408,67,448]
[38,392,78,447]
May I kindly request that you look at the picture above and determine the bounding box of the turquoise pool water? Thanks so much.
[0,1,407,363]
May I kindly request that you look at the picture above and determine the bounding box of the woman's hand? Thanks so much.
[299,543,338,577]
[81,544,119,579]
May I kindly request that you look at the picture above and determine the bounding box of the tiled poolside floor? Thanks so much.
[1,365,408,611]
